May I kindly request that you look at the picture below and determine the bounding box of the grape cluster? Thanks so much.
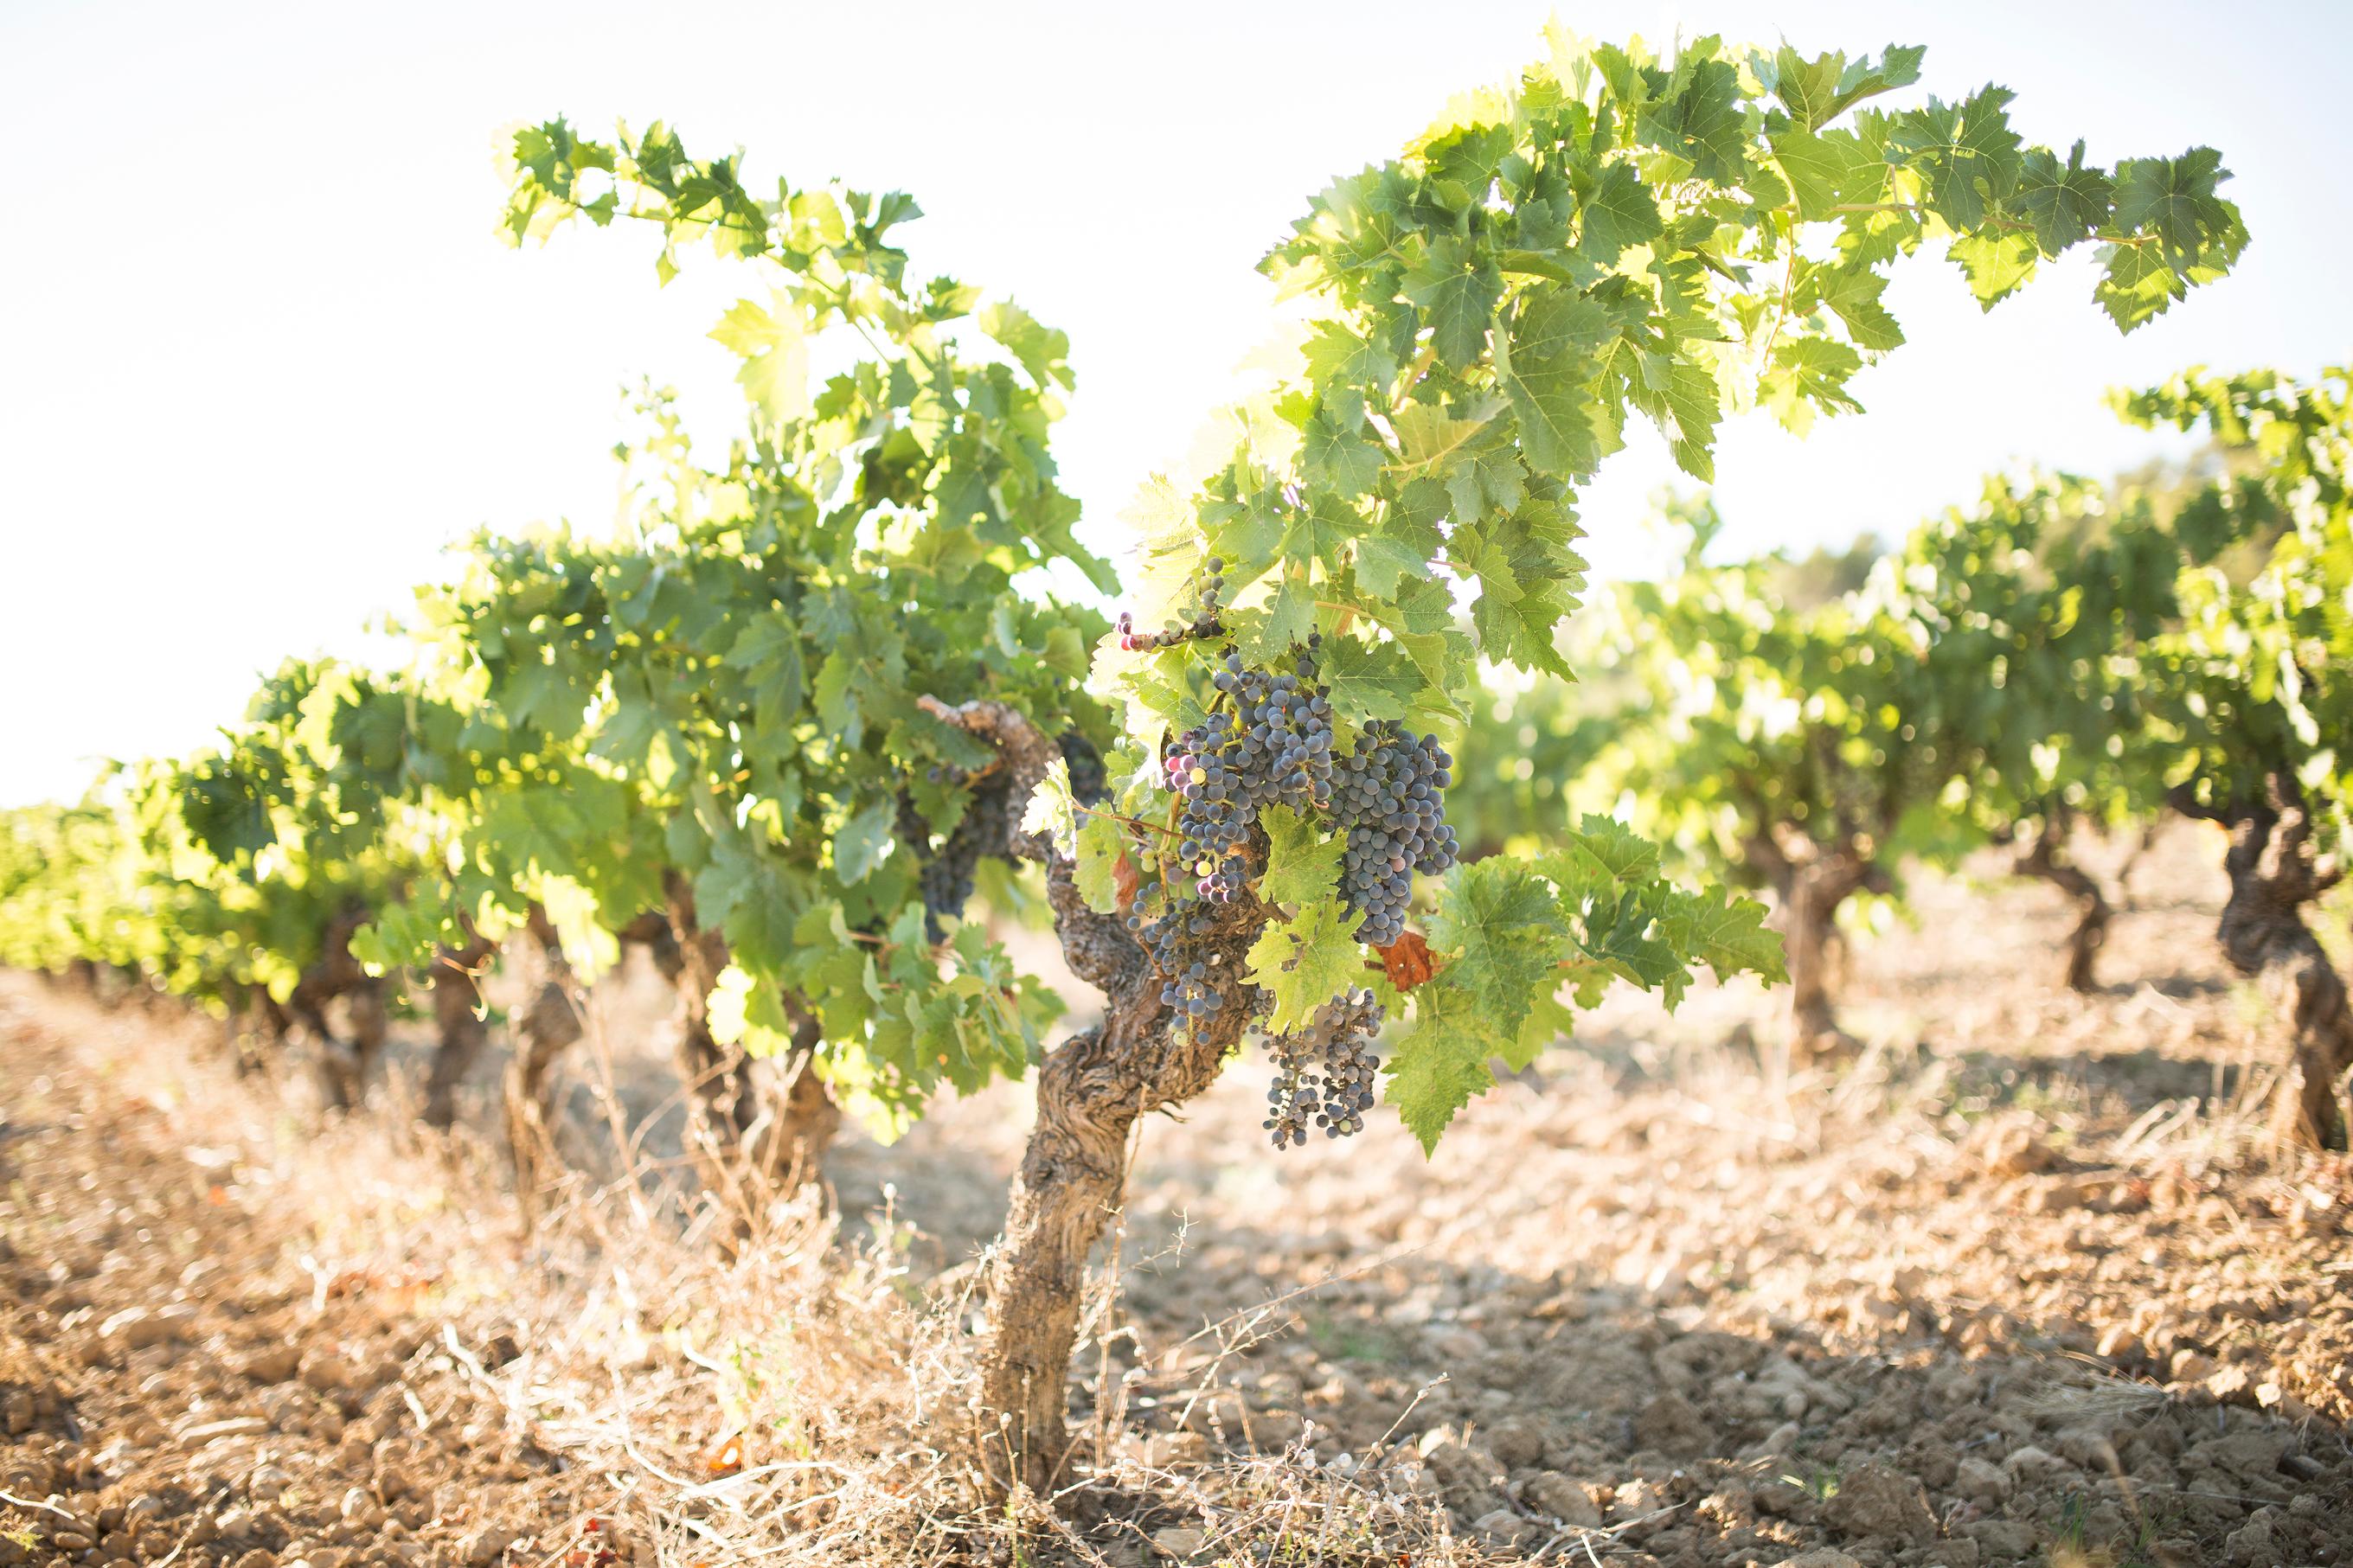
[1125,869,1230,1020]
[901,767,1015,941]
[1164,647,1337,901]
[1117,560,1227,653]
[1329,723,1458,946]
[1263,987,1384,1146]
[901,734,1101,944]
[1112,628,1453,1153]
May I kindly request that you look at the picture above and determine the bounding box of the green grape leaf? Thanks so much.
[1949,227,2041,308]
[1890,86,2023,233]
[710,294,811,428]
[814,651,860,745]
[2012,140,2113,253]
[1259,804,1345,908]
[1658,883,1787,988]
[1403,239,1503,368]
[1541,815,1662,897]
[1577,161,1664,263]
[1074,810,1125,915]
[1638,52,1745,185]
[1423,858,1566,1042]
[978,299,1074,390]
[695,838,798,977]
[1353,532,1433,599]
[1302,321,1399,394]
[1772,43,1923,131]
[1628,355,1723,482]
[1813,266,1904,351]
[1392,401,1495,477]
[2112,148,2236,272]
[1236,574,1319,663]
[1505,285,1609,479]
[1019,757,1077,855]
[1772,125,1867,221]
[1383,980,1498,1154]
[1279,494,1362,574]
[1506,988,1578,1071]
[2093,243,2188,333]
[1763,336,1865,433]
[1318,637,1421,737]
[832,799,897,886]
[1305,416,1383,498]
[1574,890,1689,997]
[1244,897,1365,1034]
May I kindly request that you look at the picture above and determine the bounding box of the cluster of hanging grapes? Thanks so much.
[1329,723,1458,947]
[902,732,1106,941]
[900,768,1013,942]
[1164,643,1337,902]
[1128,865,1230,1020]
[1108,562,1463,1148]
[1264,987,1383,1146]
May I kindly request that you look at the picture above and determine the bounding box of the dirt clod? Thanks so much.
[1818,1460,1936,1544]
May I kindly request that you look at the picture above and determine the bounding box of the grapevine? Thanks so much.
[0,24,2264,1509]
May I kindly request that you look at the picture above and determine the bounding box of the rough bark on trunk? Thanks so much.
[248,990,292,1076]
[1782,882,1844,1056]
[1748,833,1882,1062]
[2012,829,2113,994]
[422,932,498,1130]
[221,984,282,1078]
[2172,781,2353,1149]
[503,904,587,1231]
[291,905,383,1111]
[921,696,1265,1501]
[657,875,840,1227]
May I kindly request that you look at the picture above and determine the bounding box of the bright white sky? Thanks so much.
[2,0,2346,806]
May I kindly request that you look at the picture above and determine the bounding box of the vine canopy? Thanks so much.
[1080,30,2246,1147]
[435,29,2247,1152]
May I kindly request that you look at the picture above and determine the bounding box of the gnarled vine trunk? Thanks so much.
[1747,833,1883,1061]
[504,903,587,1231]
[921,696,1264,1501]
[498,899,837,1234]
[422,931,499,1130]
[657,875,840,1231]
[2172,780,2353,1149]
[2011,827,2113,994]
[291,904,385,1111]
[221,983,289,1078]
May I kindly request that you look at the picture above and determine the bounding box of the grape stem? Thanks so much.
[1080,804,1180,841]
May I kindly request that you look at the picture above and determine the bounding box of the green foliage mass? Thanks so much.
[365,124,1123,1135]
[0,30,2255,1156]
[2123,368,2352,848]
[1076,29,2241,1143]
[1457,368,2347,976]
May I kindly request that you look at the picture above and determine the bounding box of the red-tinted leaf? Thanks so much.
[1373,931,1439,991]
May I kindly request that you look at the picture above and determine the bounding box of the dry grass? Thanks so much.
[6,976,1543,1567]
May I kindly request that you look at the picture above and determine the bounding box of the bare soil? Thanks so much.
[4,823,2350,1567]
